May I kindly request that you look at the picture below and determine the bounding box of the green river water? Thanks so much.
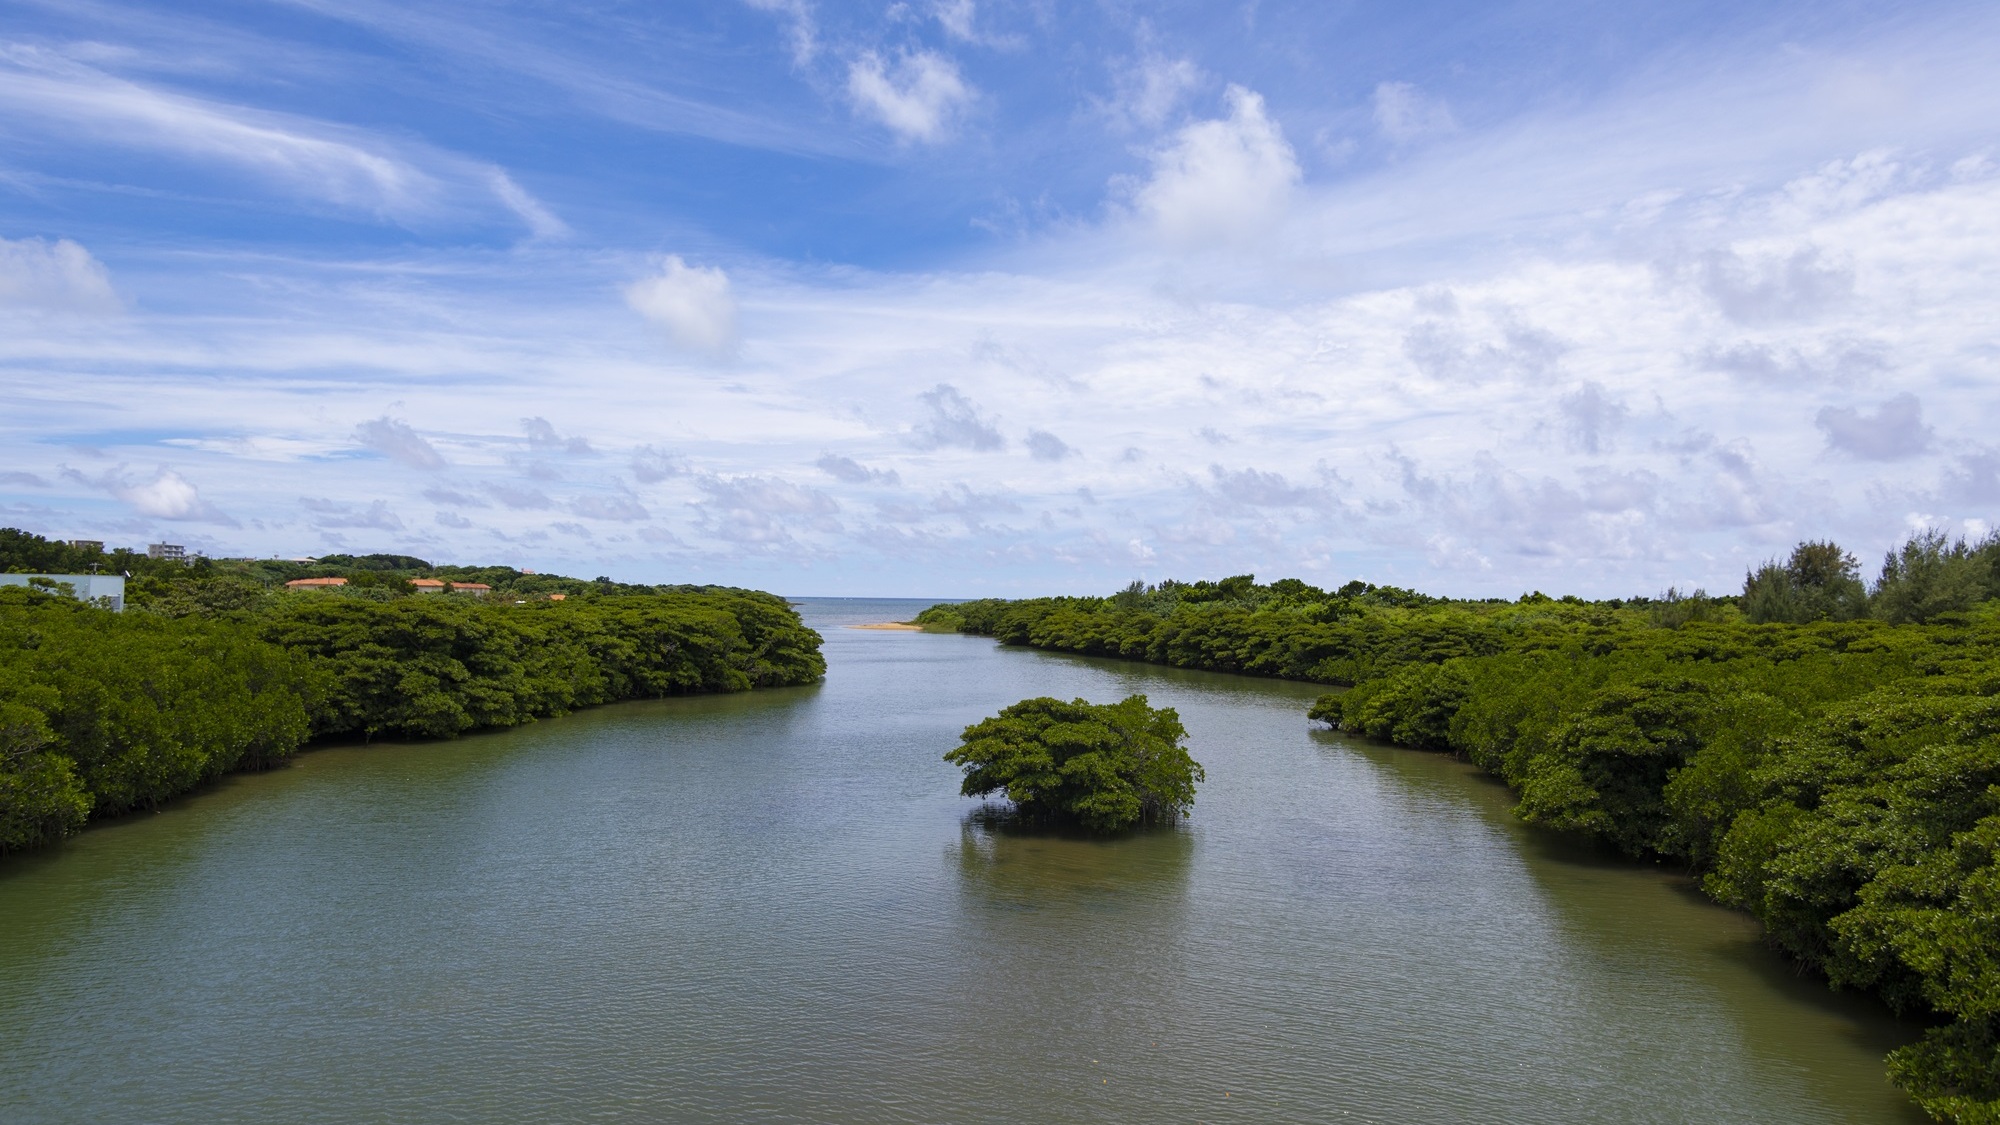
[0,598,1925,1123]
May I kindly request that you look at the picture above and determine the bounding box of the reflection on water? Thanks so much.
[953,810,1195,910]
[0,597,1926,1124]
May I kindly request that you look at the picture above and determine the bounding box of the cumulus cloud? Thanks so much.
[877,483,1021,528]
[816,453,900,484]
[1025,430,1073,462]
[1404,320,1567,384]
[422,485,487,508]
[0,236,119,313]
[1696,339,1888,385]
[1694,247,1854,325]
[301,497,404,530]
[1132,85,1299,246]
[1372,81,1458,145]
[572,493,649,521]
[356,417,447,470]
[114,468,233,524]
[486,482,555,509]
[522,417,593,454]
[1816,393,1933,460]
[912,383,1005,451]
[435,510,474,529]
[1942,450,2000,503]
[625,256,738,353]
[696,473,840,544]
[847,50,971,143]
[1558,382,1628,455]
[632,445,689,483]
[1207,465,1325,508]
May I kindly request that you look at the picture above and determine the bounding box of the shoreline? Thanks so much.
[848,622,922,630]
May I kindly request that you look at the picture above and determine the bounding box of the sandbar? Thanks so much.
[848,622,923,630]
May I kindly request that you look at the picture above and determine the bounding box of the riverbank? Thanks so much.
[0,586,825,854]
[916,577,2000,1120]
[0,598,1924,1123]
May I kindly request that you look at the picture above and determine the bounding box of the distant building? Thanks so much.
[285,577,348,589]
[409,578,446,594]
[148,543,186,560]
[67,540,104,554]
[547,593,567,601]
[449,582,492,596]
[0,573,126,611]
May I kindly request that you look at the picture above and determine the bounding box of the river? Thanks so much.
[0,597,1923,1123]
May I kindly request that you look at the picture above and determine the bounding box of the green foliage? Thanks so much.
[944,695,1204,831]
[0,587,314,851]
[1876,530,1994,625]
[0,545,825,854]
[1744,539,1871,625]
[927,546,2000,1120]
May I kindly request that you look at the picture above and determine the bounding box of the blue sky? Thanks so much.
[2,0,1997,596]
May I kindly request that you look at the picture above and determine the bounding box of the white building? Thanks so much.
[0,573,127,611]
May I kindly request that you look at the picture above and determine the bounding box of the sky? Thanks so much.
[1,0,1997,598]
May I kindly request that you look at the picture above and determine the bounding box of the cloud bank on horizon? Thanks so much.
[0,0,1996,597]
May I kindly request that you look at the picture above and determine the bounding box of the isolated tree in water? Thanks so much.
[945,694,1204,831]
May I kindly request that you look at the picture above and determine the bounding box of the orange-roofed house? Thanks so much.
[548,593,567,601]
[409,578,446,594]
[285,577,347,589]
[449,582,492,596]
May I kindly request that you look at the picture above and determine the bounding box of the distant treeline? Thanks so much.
[916,532,2000,1122]
[1,529,824,855]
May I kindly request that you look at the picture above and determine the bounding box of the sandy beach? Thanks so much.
[848,622,922,631]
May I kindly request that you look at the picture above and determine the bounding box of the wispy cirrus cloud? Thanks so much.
[0,42,560,233]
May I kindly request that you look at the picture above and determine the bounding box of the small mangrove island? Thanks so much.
[947,695,1203,831]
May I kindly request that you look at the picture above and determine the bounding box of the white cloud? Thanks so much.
[912,384,1004,451]
[632,445,689,483]
[1107,55,1202,129]
[1372,81,1458,145]
[1558,382,1628,455]
[572,494,649,521]
[356,417,447,470]
[302,497,404,530]
[1025,430,1073,461]
[624,256,738,354]
[846,50,972,143]
[1132,85,1300,247]
[742,0,819,66]
[485,169,569,240]
[0,44,428,218]
[0,45,562,234]
[1692,246,1854,325]
[486,482,554,510]
[934,0,977,42]
[0,236,119,314]
[117,468,232,523]
[1816,393,1933,460]
[817,453,900,485]
[9,11,2000,595]
[695,473,841,545]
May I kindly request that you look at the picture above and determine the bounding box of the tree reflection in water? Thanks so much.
[951,805,1195,912]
